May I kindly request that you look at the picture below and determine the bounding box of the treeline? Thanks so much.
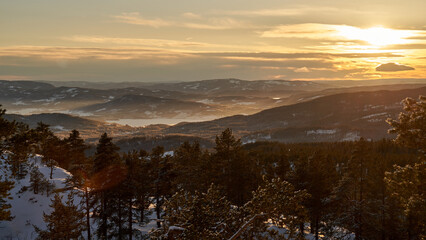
[0,95,425,240]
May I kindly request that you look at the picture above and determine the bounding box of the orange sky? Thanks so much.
[1,0,425,82]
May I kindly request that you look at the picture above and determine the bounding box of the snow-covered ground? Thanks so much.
[0,155,77,239]
[0,154,162,239]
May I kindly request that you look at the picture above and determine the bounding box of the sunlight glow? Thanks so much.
[336,26,414,46]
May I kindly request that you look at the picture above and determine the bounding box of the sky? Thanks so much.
[1,0,425,82]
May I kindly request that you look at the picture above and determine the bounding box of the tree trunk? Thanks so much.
[118,198,122,240]
[140,196,145,223]
[155,183,161,228]
[49,160,53,179]
[102,193,108,239]
[315,217,319,240]
[85,187,91,240]
[128,197,133,240]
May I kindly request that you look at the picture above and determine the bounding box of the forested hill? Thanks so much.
[167,87,426,142]
[0,95,425,239]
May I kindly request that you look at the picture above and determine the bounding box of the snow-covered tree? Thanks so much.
[386,95,426,239]
[387,95,426,154]
[153,184,240,239]
[244,177,309,239]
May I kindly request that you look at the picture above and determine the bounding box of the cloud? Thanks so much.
[0,45,421,82]
[261,23,341,39]
[219,6,367,17]
[182,12,201,19]
[63,36,213,49]
[113,12,251,30]
[294,67,310,72]
[376,63,415,72]
[113,12,172,28]
[183,17,250,30]
[382,44,426,50]
[261,24,420,47]
[0,46,194,62]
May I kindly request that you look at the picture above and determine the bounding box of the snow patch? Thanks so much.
[341,132,361,141]
[307,129,337,135]
[361,112,388,119]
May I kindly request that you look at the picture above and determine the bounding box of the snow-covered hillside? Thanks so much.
[0,154,81,239]
[0,154,159,240]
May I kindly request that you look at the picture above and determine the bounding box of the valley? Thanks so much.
[2,78,425,151]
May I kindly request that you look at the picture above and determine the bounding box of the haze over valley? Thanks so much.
[2,78,425,148]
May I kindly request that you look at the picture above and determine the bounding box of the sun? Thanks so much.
[336,26,414,46]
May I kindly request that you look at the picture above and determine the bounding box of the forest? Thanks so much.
[0,96,425,240]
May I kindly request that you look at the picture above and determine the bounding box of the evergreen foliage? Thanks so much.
[34,193,86,240]
[1,95,425,239]
[0,176,13,221]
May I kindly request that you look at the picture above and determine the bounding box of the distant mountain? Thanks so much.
[166,87,426,142]
[44,78,426,95]
[278,83,426,106]
[3,113,149,142]
[0,80,200,115]
[144,78,329,96]
[4,113,102,130]
[2,79,425,125]
[75,94,221,119]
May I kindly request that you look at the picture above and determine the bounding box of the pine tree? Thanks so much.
[0,105,17,152]
[301,152,338,240]
[173,141,207,192]
[386,95,426,239]
[387,95,426,154]
[34,193,86,240]
[120,150,152,239]
[33,122,66,179]
[91,133,121,239]
[0,106,15,220]
[64,129,89,172]
[211,128,252,205]
[7,123,34,178]
[154,184,239,239]
[150,146,176,228]
[385,162,425,240]
[245,177,309,239]
[29,166,44,194]
[0,176,13,221]
[330,138,373,240]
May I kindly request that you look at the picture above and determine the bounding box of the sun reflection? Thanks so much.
[336,26,415,46]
